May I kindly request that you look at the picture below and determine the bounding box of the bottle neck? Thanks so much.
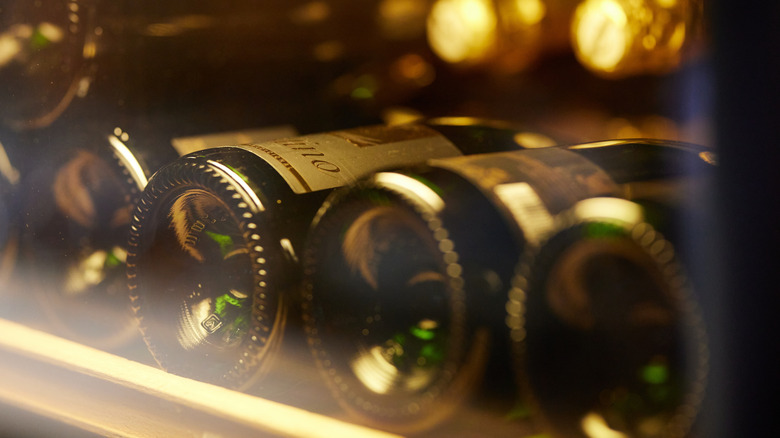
[562,139,716,218]
[565,138,716,184]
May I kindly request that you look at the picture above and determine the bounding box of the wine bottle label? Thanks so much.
[236,124,461,194]
[170,125,299,157]
[430,149,618,243]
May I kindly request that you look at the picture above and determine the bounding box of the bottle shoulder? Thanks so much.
[564,138,717,183]
[173,146,293,192]
[139,147,308,232]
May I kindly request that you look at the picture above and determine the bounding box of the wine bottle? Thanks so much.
[507,196,708,438]
[0,0,98,129]
[0,0,432,131]
[124,119,555,391]
[14,109,295,350]
[509,140,713,438]
[299,140,712,434]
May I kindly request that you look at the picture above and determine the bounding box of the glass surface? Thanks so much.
[23,148,140,347]
[0,0,93,128]
[312,201,454,399]
[137,188,254,380]
[0,0,740,436]
[522,223,697,438]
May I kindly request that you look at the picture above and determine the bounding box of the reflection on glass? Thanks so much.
[0,138,20,186]
[513,209,706,438]
[305,194,475,430]
[0,0,94,128]
[339,205,449,395]
[514,131,558,148]
[167,190,252,350]
[53,150,131,229]
[0,135,19,287]
[137,188,260,386]
[27,148,139,348]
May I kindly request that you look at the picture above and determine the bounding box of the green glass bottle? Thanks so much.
[1,0,433,131]
[14,109,293,350]
[506,140,713,438]
[300,140,712,435]
[125,119,552,391]
[508,196,708,438]
[0,0,97,129]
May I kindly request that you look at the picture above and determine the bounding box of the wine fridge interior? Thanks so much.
[2,1,778,437]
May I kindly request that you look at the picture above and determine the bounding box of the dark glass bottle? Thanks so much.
[0,0,97,129]
[300,140,713,435]
[14,109,293,350]
[124,120,551,391]
[506,140,713,438]
[507,197,708,438]
[0,0,431,132]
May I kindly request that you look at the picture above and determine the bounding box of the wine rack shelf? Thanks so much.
[0,318,402,438]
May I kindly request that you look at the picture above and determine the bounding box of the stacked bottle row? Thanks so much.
[2,0,707,136]
[0,119,712,437]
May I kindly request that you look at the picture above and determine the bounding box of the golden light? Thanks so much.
[572,0,630,73]
[0,319,403,438]
[390,53,436,87]
[513,131,557,148]
[380,106,424,125]
[37,22,65,43]
[426,0,498,65]
[0,140,20,185]
[581,411,630,438]
[425,0,576,73]
[519,0,546,24]
[108,130,149,189]
[571,197,644,227]
[0,24,34,67]
[373,172,446,213]
[572,0,694,77]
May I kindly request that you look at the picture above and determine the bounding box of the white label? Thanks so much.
[236,125,461,194]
